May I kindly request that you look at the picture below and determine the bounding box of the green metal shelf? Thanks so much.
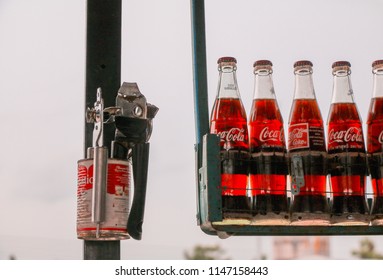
[204,225,383,237]
[190,0,383,237]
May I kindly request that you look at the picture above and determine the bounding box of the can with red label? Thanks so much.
[77,158,131,240]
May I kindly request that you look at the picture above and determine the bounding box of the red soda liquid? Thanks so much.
[328,103,369,223]
[249,99,285,152]
[210,97,250,217]
[367,97,383,222]
[248,99,288,218]
[288,99,329,223]
[367,97,383,153]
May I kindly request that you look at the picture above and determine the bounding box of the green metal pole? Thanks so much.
[190,0,209,145]
[191,0,210,225]
[84,0,122,260]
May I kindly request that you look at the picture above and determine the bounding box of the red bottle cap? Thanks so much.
[372,60,383,68]
[217,57,237,64]
[332,61,351,68]
[332,61,351,75]
[253,60,273,67]
[293,60,313,68]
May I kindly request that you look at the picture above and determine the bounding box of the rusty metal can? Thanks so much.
[77,158,131,240]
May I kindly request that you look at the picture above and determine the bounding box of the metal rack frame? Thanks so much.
[190,0,383,236]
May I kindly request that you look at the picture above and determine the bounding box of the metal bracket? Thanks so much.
[291,155,305,195]
[117,82,147,119]
[113,82,159,145]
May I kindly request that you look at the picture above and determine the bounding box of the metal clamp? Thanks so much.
[114,82,159,144]
[291,155,305,195]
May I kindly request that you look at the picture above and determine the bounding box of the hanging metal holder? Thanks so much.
[80,83,158,241]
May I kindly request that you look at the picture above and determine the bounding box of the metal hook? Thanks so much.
[291,155,305,195]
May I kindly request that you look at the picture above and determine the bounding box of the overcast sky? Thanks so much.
[1,0,383,260]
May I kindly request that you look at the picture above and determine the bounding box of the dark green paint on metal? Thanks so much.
[84,0,122,260]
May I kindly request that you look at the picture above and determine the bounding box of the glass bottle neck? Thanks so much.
[253,71,275,100]
[293,72,316,99]
[217,67,240,99]
[331,73,354,103]
[372,70,383,98]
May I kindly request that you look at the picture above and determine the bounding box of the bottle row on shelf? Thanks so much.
[210,57,383,226]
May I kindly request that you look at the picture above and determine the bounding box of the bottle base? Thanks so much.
[222,196,251,217]
[214,217,251,226]
[371,216,383,226]
[252,212,290,225]
[331,196,370,225]
[330,213,370,225]
[290,212,330,226]
[223,210,252,218]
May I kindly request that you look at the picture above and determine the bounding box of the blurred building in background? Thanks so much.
[273,237,330,259]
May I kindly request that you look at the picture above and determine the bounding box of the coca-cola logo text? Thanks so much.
[328,127,363,144]
[259,127,283,142]
[289,128,306,141]
[216,128,245,142]
[288,123,309,150]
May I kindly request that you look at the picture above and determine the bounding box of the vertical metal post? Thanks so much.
[190,0,210,146]
[191,0,210,224]
[84,0,122,260]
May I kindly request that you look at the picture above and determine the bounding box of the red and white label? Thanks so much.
[328,125,365,151]
[328,127,363,144]
[215,127,246,142]
[250,123,285,151]
[77,159,131,236]
[288,123,309,150]
[259,126,283,143]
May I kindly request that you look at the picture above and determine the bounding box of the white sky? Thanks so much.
[1,0,383,260]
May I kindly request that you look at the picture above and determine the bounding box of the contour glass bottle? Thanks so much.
[327,61,369,225]
[288,60,330,225]
[367,60,383,225]
[248,60,289,224]
[210,57,251,219]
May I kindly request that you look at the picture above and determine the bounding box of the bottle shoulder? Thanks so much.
[249,99,283,122]
[367,97,383,124]
[211,97,247,120]
[288,98,324,125]
[328,102,362,124]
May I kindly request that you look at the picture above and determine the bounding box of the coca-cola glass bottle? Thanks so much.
[367,60,383,225]
[288,60,330,225]
[327,61,369,225]
[210,57,251,220]
[248,60,289,225]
